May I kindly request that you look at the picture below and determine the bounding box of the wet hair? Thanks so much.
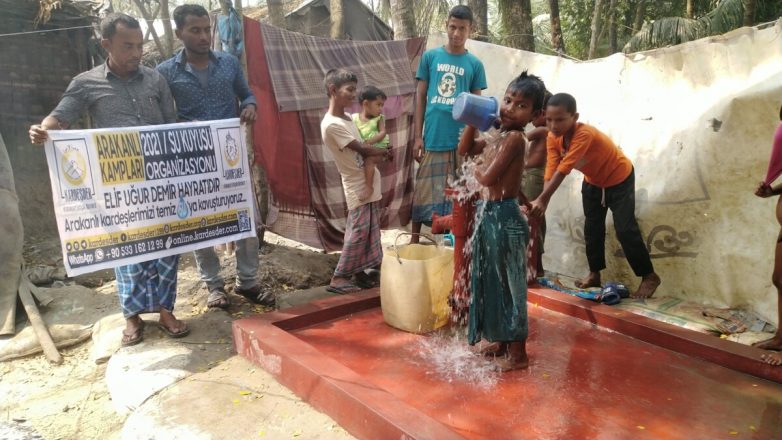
[173,4,209,29]
[358,85,387,103]
[506,71,547,112]
[100,13,140,40]
[448,5,474,24]
[323,68,358,97]
[548,93,578,114]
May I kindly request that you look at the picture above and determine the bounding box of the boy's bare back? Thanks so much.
[478,130,526,201]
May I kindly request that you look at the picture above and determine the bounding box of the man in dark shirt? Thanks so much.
[29,13,189,346]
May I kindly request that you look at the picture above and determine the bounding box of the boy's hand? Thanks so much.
[413,138,424,163]
[384,148,394,162]
[529,198,547,218]
[755,182,775,198]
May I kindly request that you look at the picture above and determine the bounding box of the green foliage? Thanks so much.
[623,0,744,52]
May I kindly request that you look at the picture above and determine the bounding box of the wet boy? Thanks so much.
[410,4,487,243]
[320,69,392,293]
[457,71,547,371]
[529,93,661,299]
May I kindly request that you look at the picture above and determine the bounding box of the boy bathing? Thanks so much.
[457,71,547,371]
[320,69,392,294]
[353,85,390,201]
[529,93,661,299]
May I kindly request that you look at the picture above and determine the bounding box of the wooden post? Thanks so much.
[18,271,62,365]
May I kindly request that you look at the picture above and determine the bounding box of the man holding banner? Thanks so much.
[29,13,189,346]
[158,4,272,309]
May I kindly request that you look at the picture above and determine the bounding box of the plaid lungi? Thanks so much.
[412,150,462,224]
[334,202,383,277]
[115,256,179,318]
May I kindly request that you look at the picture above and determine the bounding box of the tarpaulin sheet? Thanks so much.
[245,19,423,250]
[244,17,311,210]
[260,22,416,112]
[428,20,782,326]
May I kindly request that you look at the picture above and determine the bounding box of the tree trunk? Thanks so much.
[159,0,174,58]
[500,0,535,51]
[743,0,756,26]
[632,0,646,33]
[588,0,604,59]
[468,0,488,42]
[330,0,345,39]
[686,0,694,19]
[379,0,391,23]
[268,0,285,28]
[390,0,416,40]
[608,0,618,53]
[548,0,565,54]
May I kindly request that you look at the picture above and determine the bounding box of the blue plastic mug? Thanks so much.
[452,92,498,132]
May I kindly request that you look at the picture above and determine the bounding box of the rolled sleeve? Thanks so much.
[49,78,86,126]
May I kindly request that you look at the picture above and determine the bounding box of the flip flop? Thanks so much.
[158,321,190,338]
[326,283,361,294]
[206,288,230,310]
[121,321,145,347]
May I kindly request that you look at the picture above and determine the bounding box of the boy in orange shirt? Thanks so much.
[529,93,661,298]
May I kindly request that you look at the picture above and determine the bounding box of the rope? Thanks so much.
[0,24,94,38]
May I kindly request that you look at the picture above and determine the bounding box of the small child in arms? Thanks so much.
[753,104,782,367]
[353,85,390,200]
[457,71,547,371]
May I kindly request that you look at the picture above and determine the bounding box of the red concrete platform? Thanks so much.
[234,288,782,439]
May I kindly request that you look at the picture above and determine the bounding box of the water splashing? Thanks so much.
[410,328,500,388]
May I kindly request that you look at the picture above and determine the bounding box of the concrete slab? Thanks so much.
[121,356,354,440]
[234,289,782,440]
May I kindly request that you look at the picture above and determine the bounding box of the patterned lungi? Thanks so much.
[468,199,529,345]
[412,150,461,224]
[115,256,179,318]
[334,201,383,277]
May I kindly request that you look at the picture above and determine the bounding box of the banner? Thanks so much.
[44,118,256,276]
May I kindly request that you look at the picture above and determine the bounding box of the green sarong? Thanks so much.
[468,199,529,345]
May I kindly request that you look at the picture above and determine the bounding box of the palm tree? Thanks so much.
[548,0,565,54]
[390,0,417,39]
[468,0,489,42]
[268,0,285,29]
[624,0,746,53]
[499,0,535,52]
[588,0,604,59]
[330,0,345,39]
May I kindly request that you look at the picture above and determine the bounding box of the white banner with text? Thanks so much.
[44,118,255,276]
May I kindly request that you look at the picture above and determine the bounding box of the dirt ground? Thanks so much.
[0,231,362,440]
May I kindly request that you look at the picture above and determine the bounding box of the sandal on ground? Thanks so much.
[236,285,276,307]
[206,287,230,310]
[157,321,190,338]
[326,283,361,294]
[354,271,379,289]
[121,321,145,347]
